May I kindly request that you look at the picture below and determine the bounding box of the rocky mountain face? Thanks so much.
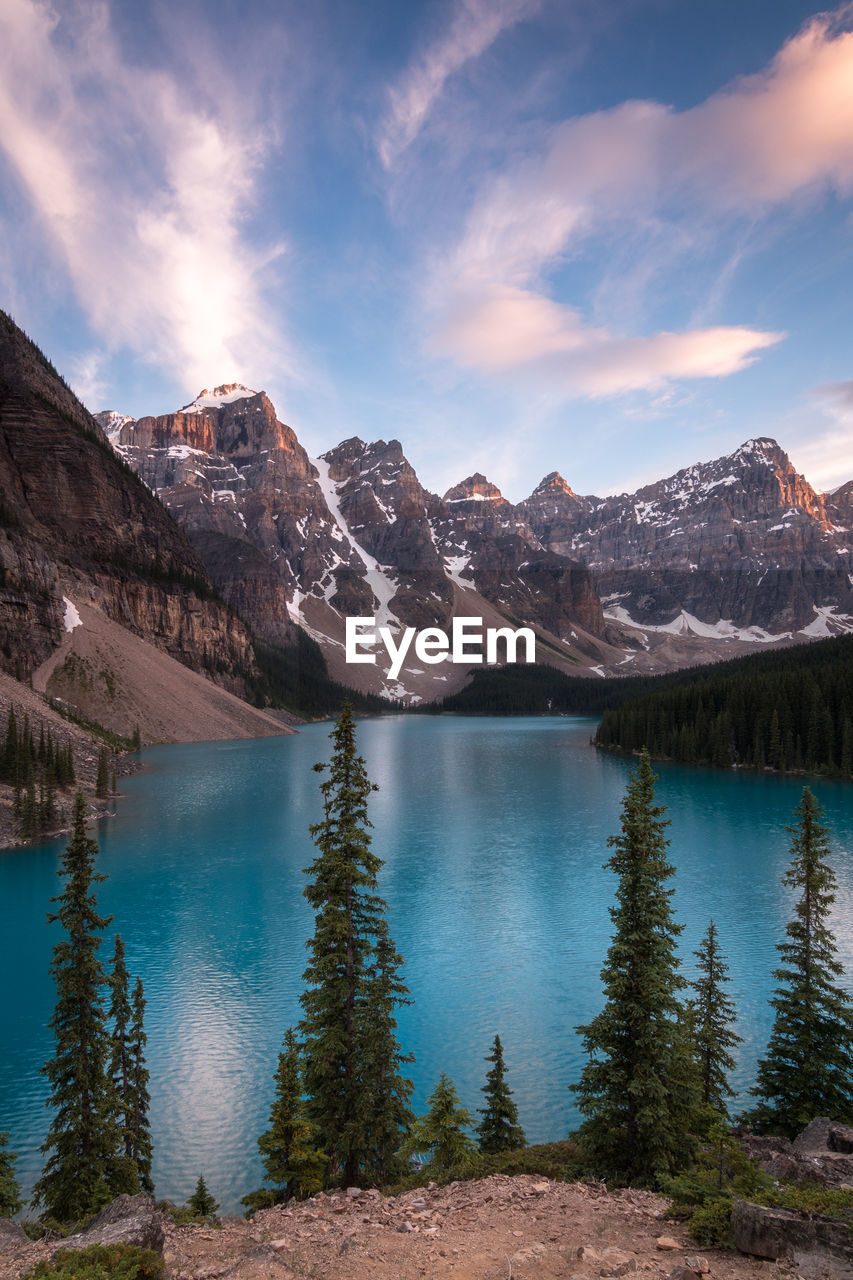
[101,396,611,699]
[521,438,853,638]
[98,378,853,697]
[0,313,255,691]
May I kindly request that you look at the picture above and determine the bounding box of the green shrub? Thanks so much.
[761,1183,853,1222]
[688,1198,734,1248]
[24,1242,164,1280]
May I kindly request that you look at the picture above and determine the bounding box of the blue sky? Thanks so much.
[1,0,853,500]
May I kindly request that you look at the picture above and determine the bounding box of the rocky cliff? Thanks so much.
[0,314,255,693]
[101,401,613,699]
[520,438,853,637]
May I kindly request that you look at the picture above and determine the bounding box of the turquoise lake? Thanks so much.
[3,715,853,1213]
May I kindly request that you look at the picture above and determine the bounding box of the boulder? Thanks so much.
[731,1198,853,1279]
[55,1193,164,1256]
[794,1118,853,1157]
[0,1217,27,1251]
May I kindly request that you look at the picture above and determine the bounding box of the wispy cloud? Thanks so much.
[793,380,853,491]
[0,0,295,403]
[377,0,538,170]
[428,7,853,396]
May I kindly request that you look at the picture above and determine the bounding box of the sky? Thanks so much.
[1,0,853,501]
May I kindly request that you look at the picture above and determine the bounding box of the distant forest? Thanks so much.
[594,634,853,777]
[414,635,853,780]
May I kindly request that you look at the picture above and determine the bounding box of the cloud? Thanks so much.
[377,0,538,170]
[792,381,853,491]
[429,7,853,394]
[0,0,294,401]
[431,281,783,394]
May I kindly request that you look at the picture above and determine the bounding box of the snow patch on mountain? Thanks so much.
[180,384,257,414]
[62,597,82,632]
[312,456,401,629]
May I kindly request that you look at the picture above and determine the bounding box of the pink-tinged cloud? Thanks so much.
[432,283,783,395]
[793,381,853,491]
[0,0,294,401]
[429,9,853,391]
[378,0,539,170]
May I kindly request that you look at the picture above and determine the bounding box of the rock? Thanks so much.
[656,1237,681,1251]
[57,1193,164,1255]
[668,1268,699,1280]
[683,1256,710,1273]
[0,1217,27,1250]
[794,1118,853,1156]
[522,438,853,635]
[532,1181,550,1193]
[731,1197,853,1279]
[397,1220,415,1233]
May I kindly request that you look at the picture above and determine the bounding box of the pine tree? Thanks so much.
[95,748,109,800]
[572,750,701,1185]
[128,978,153,1194]
[690,921,741,1118]
[0,1131,23,1218]
[187,1174,218,1219]
[248,1029,325,1208]
[32,793,116,1221]
[402,1074,475,1175]
[106,935,140,1196]
[748,788,853,1137]
[355,928,415,1183]
[299,704,413,1186]
[476,1035,526,1154]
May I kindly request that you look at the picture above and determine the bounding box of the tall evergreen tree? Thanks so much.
[0,1131,22,1218]
[250,1029,325,1207]
[572,750,701,1184]
[32,793,116,1221]
[402,1074,475,1175]
[299,704,413,1186]
[690,921,741,1118]
[128,977,153,1194]
[476,1035,526,1154]
[106,935,140,1196]
[355,929,415,1183]
[748,788,853,1137]
[95,748,109,800]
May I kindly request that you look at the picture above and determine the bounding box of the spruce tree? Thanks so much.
[95,748,109,800]
[249,1029,325,1208]
[690,921,741,1118]
[127,977,154,1194]
[299,704,413,1186]
[402,1074,475,1175]
[32,793,116,1221]
[0,1131,22,1218]
[572,750,701,1184]
[476,1035,526,1154]
[106,935,140,1195]
[748,788,853,1137]
[355,928,415,1183]
[187,1174,218,1219]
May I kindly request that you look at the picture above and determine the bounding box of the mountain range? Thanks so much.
[3,306,852,726]
[97,384,853,702]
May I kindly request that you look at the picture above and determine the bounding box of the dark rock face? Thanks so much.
[104,411,607,660]
[520,439,853,633]
[433,474,605,640]
[0,315,255,687]
[0,1218,27,1250]
[58,1193,165,1255]
[731,1198,853,1278]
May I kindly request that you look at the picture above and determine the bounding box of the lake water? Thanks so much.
[2,716,853,1213]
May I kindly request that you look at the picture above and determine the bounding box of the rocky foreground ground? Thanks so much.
[1,1176,783,1280]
